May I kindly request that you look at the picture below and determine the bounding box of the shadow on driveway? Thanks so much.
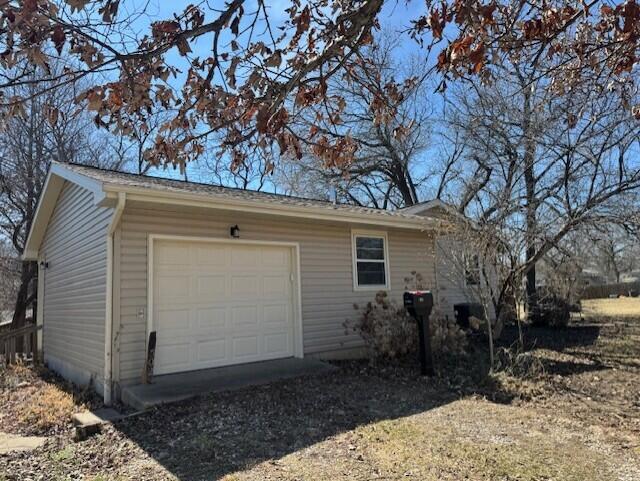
[112,366,461,480]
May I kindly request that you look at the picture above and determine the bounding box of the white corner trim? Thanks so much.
[22,171,59,260]
[104,192,126,406]
[351,229,391,292]
[146,234,305,370]
[51,163,105,204]
[36,255,45,351]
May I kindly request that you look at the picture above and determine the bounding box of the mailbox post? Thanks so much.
[403,291,435,376]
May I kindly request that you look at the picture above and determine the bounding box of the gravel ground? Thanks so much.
[1,316,638,481]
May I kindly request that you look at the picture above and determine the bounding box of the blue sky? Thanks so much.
[121,1,440,190]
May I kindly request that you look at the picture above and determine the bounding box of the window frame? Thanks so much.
[351,230,391,291]
[464,253,481,287]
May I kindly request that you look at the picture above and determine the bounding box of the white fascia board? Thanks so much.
[22,171,62,260]
[401,199,451,215]
[50,163,106,204]
[22,164,106,260]
[102,184,436,231]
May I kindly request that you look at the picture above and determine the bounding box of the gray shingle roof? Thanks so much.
[61,163,431,222]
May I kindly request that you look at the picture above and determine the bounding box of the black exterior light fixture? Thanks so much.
[230,225,240,238]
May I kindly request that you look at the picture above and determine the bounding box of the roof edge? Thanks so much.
[400,199,465,219]
[102,182,436,230]
[22,163,106,260]
[24,163,442,262]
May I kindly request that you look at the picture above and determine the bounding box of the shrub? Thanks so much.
[429,314,468,357]
[346,291,467,361]
[18,384,76,433]
[538,294,571,327]
[346,291,417,359]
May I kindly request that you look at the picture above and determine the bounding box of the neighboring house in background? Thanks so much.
[23,163,474,405]
[0,254,21,318]
[401,199,494,319]
[577,268,609,287]
[621,271,640,284]
[0,311,12,327]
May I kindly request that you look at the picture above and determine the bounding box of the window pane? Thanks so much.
[465,254,480,285]
[356,237,384,260]
[357,261,386,286]
[465,270,480,286]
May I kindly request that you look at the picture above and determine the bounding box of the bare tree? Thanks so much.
[0,64,125,328]
[279,37,433,208]
[441,51,640,325]
[589,226,640,283]
[0,239,19,321]
[109,110,174,175]
[2,1,639,174]
[198,141,277,192]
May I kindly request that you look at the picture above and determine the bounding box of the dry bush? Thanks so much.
[17,384,76,432]
[538,294,572,327]
[1,364,92,435]
[346,291,467,361]
[346,291,417,359]
[494,346,545,379]
[430,315,468,357]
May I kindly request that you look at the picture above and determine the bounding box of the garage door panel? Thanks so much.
[263,276,289,297]
[233,336,259,358]
[196,275,226,298]
[231,305,258,327]
[196,307,227,329]
[157,243,190,265]
[264,333,289,355]
[231,276,259,298]
[231,246,260,267]
[262,248,289,267]
[196,339,227,363]
[263,304,290,324]
[156,308,190,331]
[154,343,191,371]
[195,245,227,266]
[156,275,191,300]
[153,239,296,375]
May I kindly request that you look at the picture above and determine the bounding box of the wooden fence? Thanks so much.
[0,323,41,366]
[581,281,640,300]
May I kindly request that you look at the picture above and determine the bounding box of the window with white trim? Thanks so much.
[465,254,481,286]
[352,232,389,289]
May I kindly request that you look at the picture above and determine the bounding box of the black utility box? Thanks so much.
[453,303,484,329]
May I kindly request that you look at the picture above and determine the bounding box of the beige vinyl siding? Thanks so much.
[434,236,496,320]
[116,201,436,384]
[409,206,493,319]
[40,181,112,391]
[435,236,474,318]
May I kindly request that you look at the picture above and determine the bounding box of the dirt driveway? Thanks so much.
[1,317,639,481]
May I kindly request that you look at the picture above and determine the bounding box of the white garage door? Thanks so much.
[152,239,296,375]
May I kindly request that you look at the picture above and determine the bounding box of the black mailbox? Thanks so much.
[404,290,435,376]
[403,291,434,318]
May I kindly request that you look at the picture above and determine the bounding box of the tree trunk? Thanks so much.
[522,83,542,325]
[526,250,542,325]
[11,261,37,329]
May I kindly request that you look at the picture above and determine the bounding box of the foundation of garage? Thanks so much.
[120,357,335,410]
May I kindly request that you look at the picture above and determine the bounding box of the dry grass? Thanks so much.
[17,384,76,433]
[582,297,640,318]
[222,398,636,481]
[0,364,96,436]
[1,315,639,481]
